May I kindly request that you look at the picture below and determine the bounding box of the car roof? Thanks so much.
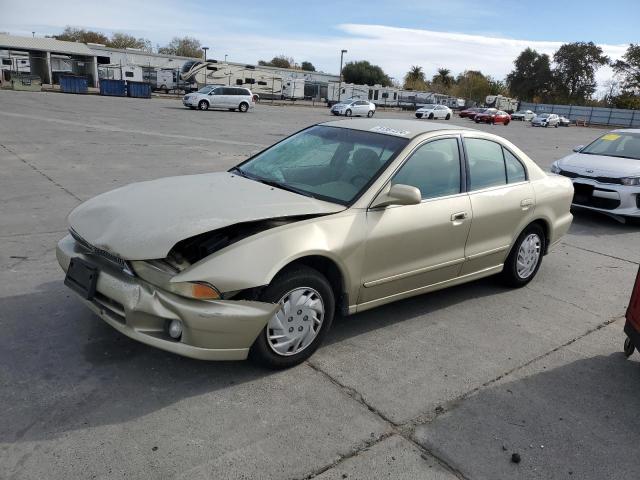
[320,118,470,139]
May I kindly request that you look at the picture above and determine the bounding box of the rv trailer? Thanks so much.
[485,95,519,113]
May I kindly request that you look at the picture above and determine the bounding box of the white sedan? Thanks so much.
[551,129,640,220]
[511,110,536,121]
[415,104,452,120]
[330,99,375,117]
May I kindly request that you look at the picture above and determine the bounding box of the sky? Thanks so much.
[2,0,638,93]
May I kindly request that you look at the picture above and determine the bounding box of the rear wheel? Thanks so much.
[198,100,209,111]
[239,102,249,112]
[624,337,635,357]
[249,266,335,369]
[501,224,545,287]
[445,113,451,120]
[367,110,374,118]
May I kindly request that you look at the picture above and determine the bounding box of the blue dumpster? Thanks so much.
[60,75,88,94]
[100,79,126,96]
[127,81,152,99]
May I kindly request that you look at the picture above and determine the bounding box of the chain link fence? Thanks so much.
[519,102,640,128]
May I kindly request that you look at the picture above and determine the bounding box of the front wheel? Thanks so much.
[624,337,635,357]
[367,110,374,118]
[249,266,335,369]
[239,102,249,112]
[501,224,545,287]
[345,109,352,117]
[555,123,559,128]
[428,113,434,120]
[198,100,209,111]
[504,120,510,126]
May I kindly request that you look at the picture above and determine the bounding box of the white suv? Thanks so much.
[183,86,255,112]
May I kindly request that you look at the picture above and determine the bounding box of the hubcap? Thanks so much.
[266,287,324,356]
[516,233,541,279]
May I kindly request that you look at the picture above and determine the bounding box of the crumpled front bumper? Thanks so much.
[56,235,279,360]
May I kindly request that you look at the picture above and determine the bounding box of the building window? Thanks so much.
[125,71,134,78]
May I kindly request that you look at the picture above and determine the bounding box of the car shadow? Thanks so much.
[1,276,506,443]
[569,208,640,235]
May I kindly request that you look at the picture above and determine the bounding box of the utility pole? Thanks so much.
[338,49,347,102]
[202,46,209,87]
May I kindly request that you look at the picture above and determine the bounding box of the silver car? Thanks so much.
[531,113,560,128]
[183,86,255,112]
[511,110,536,121]
[331,99,375,117]
[551,129,640,219]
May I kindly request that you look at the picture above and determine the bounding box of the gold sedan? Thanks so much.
[57,119,574,368]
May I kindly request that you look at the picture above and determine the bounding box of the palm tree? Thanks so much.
[403,65,426,89]
[433,68,453,87]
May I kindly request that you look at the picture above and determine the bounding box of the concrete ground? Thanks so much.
[1,90,639,480]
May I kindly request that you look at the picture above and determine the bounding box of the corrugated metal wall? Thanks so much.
[519,102,640,128]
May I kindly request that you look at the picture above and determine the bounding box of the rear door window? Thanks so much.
[465,138,507,190]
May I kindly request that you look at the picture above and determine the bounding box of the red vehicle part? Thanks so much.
[624,265,640,357]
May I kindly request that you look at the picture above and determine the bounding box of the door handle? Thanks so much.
[451,211,468,222]
[520,199,534,209]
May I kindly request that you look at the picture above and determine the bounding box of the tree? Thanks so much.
[403,65,428,90]
[612,43,640,93]
[487,76,508,96]
[552,42,609,103]
[158,37,202,58]
[300,61,316,72]
[108,33,152,52]
[451,70,492,103]
[431,68,455,94]
[506,48,553,101]
[342,60,392,86]
[258,55,295,69]
[53,26,108,44]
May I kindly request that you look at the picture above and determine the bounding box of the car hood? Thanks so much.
[68,172,346,260]
[557,152,640,177]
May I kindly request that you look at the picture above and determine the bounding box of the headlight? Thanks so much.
[621,177,640,186]
[550,163,561,174]
[131,260,221,300]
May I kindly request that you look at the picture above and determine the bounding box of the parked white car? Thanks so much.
[551,129,640,220]
[415,104,452,120]
[183,86,255,112]
[330,99,375,117]
[531,113,560,127]
[511,110,536,121]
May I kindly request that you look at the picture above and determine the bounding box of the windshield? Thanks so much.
[581,132,640,160]
[421,104,436,109]
[537,114,550,118]
[197,85,215,94]
[233,125,410,205]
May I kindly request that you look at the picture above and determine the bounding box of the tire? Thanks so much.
[249,266,335,369]
[555,123,559,128]
[239,102,249,112]
[345,109,352,117]
[415,113,422,119]
[501,223,546,288]
[475,118,480,123]
[624,336,635,358]
[445,113,451,120]
[367,110,374,118]
[428,113,434,119]
[504,120,510,126]
[198,100,209,111]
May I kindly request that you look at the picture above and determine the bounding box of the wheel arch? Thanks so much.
[272,254,349,316]
[513,218,551,255]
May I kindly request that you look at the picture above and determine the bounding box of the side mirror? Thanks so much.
[370,184,422,209]
[573,145,584,152]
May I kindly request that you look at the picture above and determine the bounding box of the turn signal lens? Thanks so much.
[190,283,221,299]
[170,282,221,300]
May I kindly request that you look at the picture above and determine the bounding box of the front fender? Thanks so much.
[172,210,367,301]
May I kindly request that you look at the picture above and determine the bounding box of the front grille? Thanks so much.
[94,293,126,324]
[70,229,128,269]
[572,183,621,210]
[559,169,623,185]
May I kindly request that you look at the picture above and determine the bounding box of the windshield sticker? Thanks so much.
[370,126,410,136]
[601,134,621,141]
